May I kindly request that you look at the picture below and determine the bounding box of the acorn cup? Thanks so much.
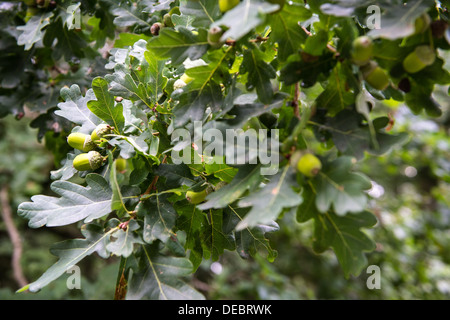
[91,124,113,143]
[207,26,225,49]
[173,79,187,90]
[73,151,105,171]
[67,132,96,152]
[413,13,431,34]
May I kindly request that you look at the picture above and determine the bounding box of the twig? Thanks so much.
[0,185,28,288]
[142,155,167,195]
[225,36,269,46]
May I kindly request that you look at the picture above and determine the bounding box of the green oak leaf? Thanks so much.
[326,110,410,159]
[111,2,152,29]
[367,0,435,40]
[297,184,377,277]
[314,156,372,216]
[55,85,101,135]
[18,174,113,228]
[224,205,279,261]
[106,219,144,258]
[179,0,221,28]
[236,166,302,230]
[313,211,377,277]
[315,63,355,116]
[42,17,86,60]
[17,11,53,50]
[280,52,336,87]
[268,3,311,62]
[175,203,205,269]
[137,193,177,244]
[147,27,209,65]
[18,224,111,293]
[88,77,125,132]
[126,246,204,300]
[172,81,222,127]
[201,209,236,261]
[198,164,263,210]
[240,47,277,104]
[155,163,198,188]
[211,0,280,42]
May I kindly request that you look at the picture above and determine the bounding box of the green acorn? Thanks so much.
[173,79,187,90]
[163,13,174,28]
[67,132,96,152]
[219,0,240,12]
[91,124,113,142]
[296,153,322,178]
[414,13,431,34]
[115,158,127,172]
[180,73,193,84]
[73,151,105,171]
[186,186,213,204]
[361,61,390,91]
[402,45,436,74]
[351,36,374,66]
[207,26,225,49]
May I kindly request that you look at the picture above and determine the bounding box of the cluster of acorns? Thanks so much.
[351,13,438,91]
[67,124,113,171]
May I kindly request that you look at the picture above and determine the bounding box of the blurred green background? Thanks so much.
[0,85,449,300]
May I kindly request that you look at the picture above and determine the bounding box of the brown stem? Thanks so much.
[0,185,28,288]
[142,155,167,195]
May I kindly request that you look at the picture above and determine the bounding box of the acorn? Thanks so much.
[413,13,431,34]
[219,0,240,13]
[180,73,193,84]
[67,132,96,152]
[115,158,127,172]
[151,22,163,36]
[163,13,174,28]
[36,0,50,8]
[73,151,105,171]
[402,45,436,74]
[207,26,225,49]
[186,186,213,204]
[173,79,187,90]
[296,153,322,178]
[351,36,374,66]
[430,20,448,39]
[361,61,390,91]
[91,124,113,142]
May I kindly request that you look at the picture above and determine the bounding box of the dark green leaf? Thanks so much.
[147,27,209,65]
[236,166,302,230]
[88,77,125,132]
[18,174,113,228]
